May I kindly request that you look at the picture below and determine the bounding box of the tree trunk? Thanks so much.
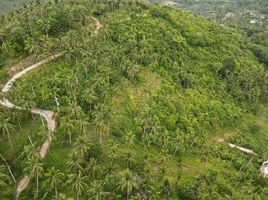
[31,84,36,97]
[35,175,39,200]
[7,132,14,152]
[84,66,88,78]
[18,121,22,130]
[107,123,110,135]
[173,146,178,157]
[69,132,72,144]
[40,114,45,127]
[0,153,16,183]
[99,132,103,146]
[28,136,34,146]
[0,36,10,56]
[27,15,33,36]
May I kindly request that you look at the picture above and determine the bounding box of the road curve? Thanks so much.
[0,17,102,197]
[228,143,267,177]
[0,53,62,196]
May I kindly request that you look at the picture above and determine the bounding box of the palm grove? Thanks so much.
[0,0,268,199]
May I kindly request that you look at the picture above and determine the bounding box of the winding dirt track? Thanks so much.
[0,54,61,196]
[3,14,265,197]
[0,18,102,197]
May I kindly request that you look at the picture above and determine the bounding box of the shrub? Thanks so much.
[248,124,261,134]
[110,127,123,137]
[176,185,199,200]
[218,57,237,78]
[0,70,7,81]
[87,143,102,159]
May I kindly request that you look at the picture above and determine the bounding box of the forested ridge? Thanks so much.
[0,0,268,199]
[0,0,35,12]
[151,0,268,73]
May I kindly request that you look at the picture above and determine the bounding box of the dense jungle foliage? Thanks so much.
[150,0,268,70]
[0,0,268,199]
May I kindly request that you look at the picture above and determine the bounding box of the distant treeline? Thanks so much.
[0,0,38,12]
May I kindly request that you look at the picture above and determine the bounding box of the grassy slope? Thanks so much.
[1,3,268,199]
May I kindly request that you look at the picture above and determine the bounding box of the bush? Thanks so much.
[248,124,261,134]
[218,57,237,78]
[176,185,198,200]
[87,143,102,160]
[151,9,161,17]
[251,45,268,67]
[252,177,268,187]
[0,70,7,81]
[216,182,233,196]
[110,127,123,137]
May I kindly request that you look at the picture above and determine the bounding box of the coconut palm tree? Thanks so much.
[38,17,51,36]
[252,185,264,200]
[89,53,98,71]
[73,135,92,160]
[0,154,16,183]
[0,165,13,199]
[61,117,75,143]
[92,110,105,145]
[75,117,90,136]
[126,64,140,81]
[24,154,44,200]
[125,151,135,168]
[0,166,10,189]
[145,184,161,200]
[10,108,23,130]
[68,102,83,119]
[81,87,97,110]
[172,129,184,157]
[67,171,87,200]
[0,117,15,152]
[67,154,83,172]
[107,141,119,166]
[87,181,109,200]
[21,99,37,111]
[117,168,138,200]
[44,167,64,197]
[125,132,135,147]
[10,82,22,102]
[160,179,171,198]
[19,143,39,161]
[53,193,73,200]
[85,158,99,179]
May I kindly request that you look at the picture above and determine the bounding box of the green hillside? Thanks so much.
[0,0,267,199]
[150,0,268,73]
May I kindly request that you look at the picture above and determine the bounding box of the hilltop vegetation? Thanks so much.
[150,0,268,69]
[0,0,35,12]
[0,0,268,199]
